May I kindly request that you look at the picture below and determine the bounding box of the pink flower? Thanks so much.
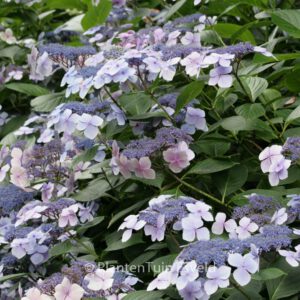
[228,253,258,286]
[258,145,283,173]
[204,266,231,295]
[271,208,288,225]
[181,214,210,242]
[130,157,156,179]
[181,32,201,46]
[211,212,237,235]
[56,109,78,134]
[163,142,195,173]
[117,154,132,178]
[268,156,291,186]
[0,28,17,44]
[147,270,171,291]
[166,30,181,46]
[119,215,146,242]
[10,166,30,189]
[54,277,84,300]
[176,261,199,290]
[235,217,258,239]
[278,245,300,267]
[21,287,54,300]
[58,204,79,227]
[84,267,115,291]
[76,113,103,139]
[186,202,213,221]
[144,214,166,241]
[41,182,55,202]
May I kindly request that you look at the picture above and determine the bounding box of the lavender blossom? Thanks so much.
[0,184,34,217]
[282,137,300,162]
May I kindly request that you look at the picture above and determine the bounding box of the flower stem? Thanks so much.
[168,171,230,208]
[230,279,252,300]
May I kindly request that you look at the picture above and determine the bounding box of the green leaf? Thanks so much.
[77,216,105,234]
[72,146,98,166]
[266,258,300,299]
[187,159,238,175]
[286,105,300,123]
[0,115,28,138]
[130,251,158,267]
[108,199,148,228]
[0,273,27,283]
[119,92,152,115]
[176,81,204,113]
[49,240,73,257]
[253,53,300,64]
[252,268,286,281]
[151,254,177,275]
[235,103,265,119]
[31,92,65,112]
[81,0,112,30]
[123,291,165,300]
[192,137,231,156]
[73,177,121,202]
[272,10,300,38]
[131,172,165,188]
[164,0,186,20]
[285,68,300,93]
[0,46,24,60]
[221,116,247,132]
[47,0,86,10]
[105,232,144,251]
[214,165,248,197]
[213,23,256,44]
[5,83,49,96]
[240,77,268,102]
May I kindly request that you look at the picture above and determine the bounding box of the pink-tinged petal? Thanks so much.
[260,159,271,173]
[268,172,279,186]
[218,75,233,88]
[247,222,259,233]
[204,280,218,295]
[186,149,195,161]
[258,147,270,161]
[58,216,68,228]
[218,278,230,288]
[286,256,299,267]
[12,246,26,259]
[218,266,231,279]
[183,229,196,242]
[196,227,210,241]
[212,221,224,235]
[169,163,185,173]
[233,268,251,286]
[239,217,251,228]
[208,76,219,86]
[278,168,289,180]
[143,168,156,179]
[225,219,237,233]
[236,227,251,240]
[228,253,243,267]
[122,229,132,242]
[84,125,99,139]
[176,276,189,290]
[91,115,103,126]
[157,214,165,228]
[216,212,227,223]
[139,157,152,169]
[134,220,146,230]
[244,254,259,273]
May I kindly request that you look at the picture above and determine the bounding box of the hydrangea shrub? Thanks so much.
[0,0,300,299]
